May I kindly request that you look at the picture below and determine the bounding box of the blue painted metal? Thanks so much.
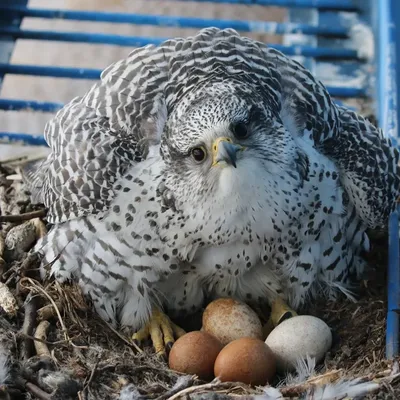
[387,206,400,359]
[0,27,360,59]
[0,64,366,98]
[0,0,29,88]
[0,64,101,80]
[0,132,47,146]
[0,6,348,37]
[0,99,63,113]
[376,0,400,359]
[165,0,359,11]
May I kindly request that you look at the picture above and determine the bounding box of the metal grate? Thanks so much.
[0,0,399,357]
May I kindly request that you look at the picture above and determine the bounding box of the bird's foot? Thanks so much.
[32,217,48,239]
[132,308,186,358]
[263,297,297,338]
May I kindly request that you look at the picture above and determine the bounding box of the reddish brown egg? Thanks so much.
[214,337,276,385]
[169,331,223,381]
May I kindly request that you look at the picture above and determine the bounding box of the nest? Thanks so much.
[0,159,399,400]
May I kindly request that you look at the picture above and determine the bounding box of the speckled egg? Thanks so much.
[214,337,276,385]
[202,298,263,345]
[168,331,223,381]
[265,315,332,372]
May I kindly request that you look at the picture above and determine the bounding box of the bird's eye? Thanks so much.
[191,146,207,163]
[231,121,249,139]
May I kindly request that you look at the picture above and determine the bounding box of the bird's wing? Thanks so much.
[25,41,181,224]
[269,52,400,229]
[321,107,400,229]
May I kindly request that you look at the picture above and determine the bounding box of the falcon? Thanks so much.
[25,28,400,356]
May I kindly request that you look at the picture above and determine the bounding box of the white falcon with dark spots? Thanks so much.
[25,28,400,355]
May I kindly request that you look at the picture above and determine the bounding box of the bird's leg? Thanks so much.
[132,308,186,358]
[263,297,297,338]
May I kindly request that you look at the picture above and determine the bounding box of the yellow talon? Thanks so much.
[131,324,150,343]
[32,217,48,239]
[264,297,297,337]
[132,308,186,357]
[270,297,297,326]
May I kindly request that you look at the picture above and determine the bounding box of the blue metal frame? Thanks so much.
[0,27,360,59]
[376,0,400,360]
[161,0,360,11]
[0,0,28,88]
[0,6,348,37]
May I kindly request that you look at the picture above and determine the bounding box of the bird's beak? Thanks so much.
[212,137,245,168]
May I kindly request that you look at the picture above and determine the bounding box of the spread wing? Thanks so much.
[24,41,178,223]
[25,27,400,229]
[270,51,400,229]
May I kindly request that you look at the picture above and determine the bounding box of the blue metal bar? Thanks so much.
[157,0,359,11]
[0,28,361,59]
[0,27,166,48]
[0,64,367,97]
[0,6,348,37]
[387,206,400,359]
[0,132,47,146]
[0,64,100,80]
[0,99,63,113]
[378,0,400,359]
[0,0,29,90]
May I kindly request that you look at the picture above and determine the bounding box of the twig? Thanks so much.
[189,395,254,400]
[166,380,247,400]
[21,278,88,349]
[102,319,143,353]
[0,281,19,316]
[25,382,51,400]
[82,360,99,396]
[19,294,38,361]
[155,376,195,400]
[19,331,76,346]
[0,232,5,277]
[34,320,51,357]
[0,209,46,223]
[21,278,68,338]
[37,301,63,321]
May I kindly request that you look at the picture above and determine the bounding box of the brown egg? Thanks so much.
[169,331,223,381]
[214,337,276,385]
[202,298,262,345]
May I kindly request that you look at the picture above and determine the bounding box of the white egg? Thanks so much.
[265,315,332,372]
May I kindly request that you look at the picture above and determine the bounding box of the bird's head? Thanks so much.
[159,83,300,214]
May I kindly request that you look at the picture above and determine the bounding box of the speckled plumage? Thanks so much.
[26,28,400,330]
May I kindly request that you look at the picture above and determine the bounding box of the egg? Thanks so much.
[168,331,223,381]
[265,315,332,372]
[202,298,262,345]
[214,337,276,385]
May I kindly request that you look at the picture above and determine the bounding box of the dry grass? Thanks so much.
[0,160,399,400]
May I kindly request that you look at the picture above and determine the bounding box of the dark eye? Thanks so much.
[231,121,249,139]
[191,146,207,163]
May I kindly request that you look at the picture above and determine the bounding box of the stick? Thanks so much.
[20,278,88,349]
[25,382,52,400]
[37,301,63,321]
[19,294,38,361]
[0,282,19,317]
[102,320,143,353]
[155,376,194,400]
[0,209,46,223]
[34,320,51,357]
[21,278,68,340]
[166,380,247,400]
